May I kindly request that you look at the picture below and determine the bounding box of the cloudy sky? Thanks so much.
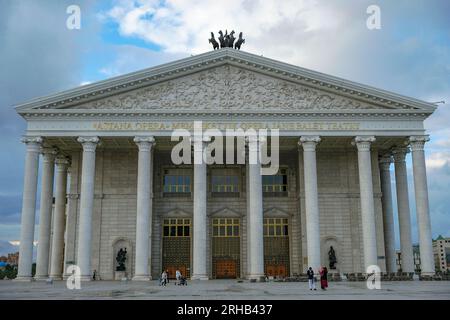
[0,0,449,255]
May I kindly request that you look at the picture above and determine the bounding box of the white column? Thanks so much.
[132,136,155,281]
[392,147,414,273]
[353,136,378,271]
[76,136,99,281]
[299,136,321,272]
[409,136,435,275]
[16,136,42,281]
[191,135,209,280]
[35,147,57,280]
[378,155,397,273]
[247,135,265,280]
[49,156,70,280]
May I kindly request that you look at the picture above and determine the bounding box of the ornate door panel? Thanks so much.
[215,260,237,279]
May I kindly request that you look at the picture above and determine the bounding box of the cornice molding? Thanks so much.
[20,109,432,121]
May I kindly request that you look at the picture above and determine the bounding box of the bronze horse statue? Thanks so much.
[212,30,245,50]
[209,32,219,50]
[234,32,245,50]
[228,30,236,48]
[218,30,226,48]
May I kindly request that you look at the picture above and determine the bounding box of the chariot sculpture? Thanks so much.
[209,30,245,50]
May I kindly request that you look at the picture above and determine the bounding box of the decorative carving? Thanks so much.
[299,136,321,151]
[21,136,43,153]
[391,147,410,162]
[409,135,429,152]
[378,155,393,171]
[77,136,100,152]
[75,66,380,112]
[134,136,156,152]
[353,136,376,151]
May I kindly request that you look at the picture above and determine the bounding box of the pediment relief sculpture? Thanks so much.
[73,65,389,112]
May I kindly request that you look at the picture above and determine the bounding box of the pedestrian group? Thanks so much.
[307,266,329,291]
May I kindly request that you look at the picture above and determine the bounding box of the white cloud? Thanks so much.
[426,152,450,169]
[103,0,354,65]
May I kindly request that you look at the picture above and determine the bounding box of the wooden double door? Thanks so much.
[265,264,288,277]
[215,259,238,279]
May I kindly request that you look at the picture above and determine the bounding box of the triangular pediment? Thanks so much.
[210,207,242,218]
[55,65,392,112]
[15,49,436,113]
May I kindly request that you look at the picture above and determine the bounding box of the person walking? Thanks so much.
[307,267,316,290]
[320,266,328,290]
[160,270,168,286]
[175,269,181,285]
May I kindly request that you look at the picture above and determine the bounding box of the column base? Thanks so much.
[247,274,266,282]
[34,275,50,281]
[191,274,209,280]
[132,275,152,281]
[49,275,63,281]
[420,272,435,277]
[14,276,34,282]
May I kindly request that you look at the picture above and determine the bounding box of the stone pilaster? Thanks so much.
[378,155,397,273]
[392,147,414,273]
[49,156,70,280]
[132,136,155,281]
[299,136,321,272]
[76,136,100,281]
[16,137,43,281]
[35,147,58,280]
[409,136,435,275]
[353,136,378,271]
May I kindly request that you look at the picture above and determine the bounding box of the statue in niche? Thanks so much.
[328,246,337,269]
[116,247,127,271]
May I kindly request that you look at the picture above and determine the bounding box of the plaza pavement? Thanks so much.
[0,279,449,300]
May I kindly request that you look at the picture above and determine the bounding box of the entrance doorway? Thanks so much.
[212,218,240,279]
[263,218,290,278]
[162,218,191,279]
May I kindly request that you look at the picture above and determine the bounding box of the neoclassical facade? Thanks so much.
[14,49,436,281]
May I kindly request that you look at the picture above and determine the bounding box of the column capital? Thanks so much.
[77,136,100,152]
[352,136,376,151]
[55,155,71,168]
[378,155,393,171]
[299,136,321,151]
[409,135,430,152]
[21,136,43,152]
[391,147,410,162]
[41,148,58,163]
[134,136,155,151]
